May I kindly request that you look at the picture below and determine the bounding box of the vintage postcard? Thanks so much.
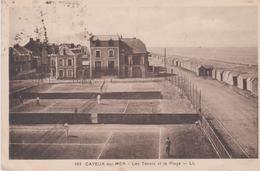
[1,0,260,170]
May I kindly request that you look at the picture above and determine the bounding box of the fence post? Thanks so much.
[177,76,179,90]
[192,84,194,106]
[199,89,202,113]
[195,85,198,111]
[183,76,185,95]
[183,77,186,95]
[180,76,182,93]
[185,77,188,96]
[186,78,188,99]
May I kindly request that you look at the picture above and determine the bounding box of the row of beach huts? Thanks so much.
[150,54,258,96]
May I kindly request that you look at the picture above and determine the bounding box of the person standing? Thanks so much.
[97,94,101,104]
[165,137,171,157]
[64,123,69,143]
[36,96,40,105]
[19,95,23,104]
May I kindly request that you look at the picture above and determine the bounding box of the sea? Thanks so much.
[148,47,258,65]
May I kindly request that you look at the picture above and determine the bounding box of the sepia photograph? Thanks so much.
[1,0,260,170]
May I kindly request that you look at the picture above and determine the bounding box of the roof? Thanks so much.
[13,44,32,55]
[216,69,225,73]
[227,71,240,77]
[92,35,119,41]
[248,77,258,81]
[238,73,253,79]
[199,65,213,69]
[47,44,59,54]
[24,38,44,56]
[59,44,75,56]
[121,38,147,54]
[239,73,258,80]
[71,48,82,54]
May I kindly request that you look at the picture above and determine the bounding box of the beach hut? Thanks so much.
[224,71,240,86]
[167,66,174,74]
[237,74,251,90]
[196,65,213,77]
[222,71,231,83]
[174,59,181,67]
[247,76,258,95]
[216,69,225,81]
[212,69,217,79]
[169,67,176,75]
[171,59,175,66]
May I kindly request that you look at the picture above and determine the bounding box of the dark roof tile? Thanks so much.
[121,38,147,54]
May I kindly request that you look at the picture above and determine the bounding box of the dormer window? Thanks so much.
[108,39,113,46]
[95,39,100,47]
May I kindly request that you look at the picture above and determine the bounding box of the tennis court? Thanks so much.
[10,99,195,114]
[24,81,162,93]
[10,124,218,159]
[102,82,162,92]
[26,82,103,93]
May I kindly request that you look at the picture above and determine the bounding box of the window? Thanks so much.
[58,59,63,66]
[51,59,55,66]
[62,59,65,66]
[95,50,101,57]
[125,56,128,64]
[68,70,73,77]
[95,61,101,71]
[68,59,72,66]
[108,50,114,57]
[133,56,141,65]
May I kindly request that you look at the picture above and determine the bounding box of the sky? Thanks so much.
[9,0,258,47]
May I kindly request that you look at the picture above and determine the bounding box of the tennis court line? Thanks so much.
[123,100,129,113]
[97,132,113,159]
[10,129,160,133]
[39,101,58,112]
[10,99,34,111]
[10,142,104,146]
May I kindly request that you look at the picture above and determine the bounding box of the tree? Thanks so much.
[14,32,24,45]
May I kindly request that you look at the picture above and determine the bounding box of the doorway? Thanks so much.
[132,67,142,78]
[243,79,247,90]
[108,61,115,75]
[233,76,238,86]
[59,70,63,78]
